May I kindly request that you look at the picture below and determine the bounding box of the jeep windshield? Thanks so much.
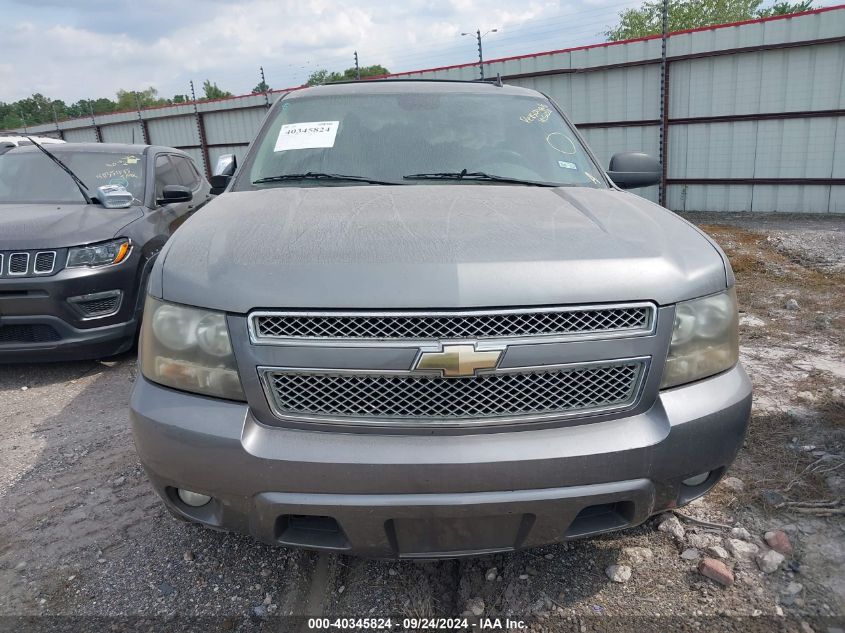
[0,150,145,204]
[243,89,607,189]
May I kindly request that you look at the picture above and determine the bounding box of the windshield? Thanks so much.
[243,91,606,189]
[0,151,145,204]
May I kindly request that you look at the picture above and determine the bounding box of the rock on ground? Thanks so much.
[756,549,785,573]
[726,538,759,560]
[687,533,721,549]
[605,564,632,583]
[464,597,485,617]
[681,548,700,561]
[657,515,685,540]
[621,546,653,564]
[739,315,765,328]
[698,558,734,587]
[729,527,752,541]
[707,545,730,559]
[764,530,793,554]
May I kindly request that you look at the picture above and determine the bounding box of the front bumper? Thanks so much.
[130,364,751,558]
[0,255,142,362]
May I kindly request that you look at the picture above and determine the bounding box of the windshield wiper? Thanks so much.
[252,172,398,186]
[26,136,92,204]
[403,169,556,187]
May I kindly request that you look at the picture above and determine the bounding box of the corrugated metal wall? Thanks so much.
[15,6,845,213]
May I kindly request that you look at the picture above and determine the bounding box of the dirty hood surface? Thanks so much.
[156,185,728,312]
[0,203,143,250]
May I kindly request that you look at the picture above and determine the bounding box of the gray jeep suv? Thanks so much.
[130,80,751,558]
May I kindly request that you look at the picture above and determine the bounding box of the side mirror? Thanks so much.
[96,184,133,209]
[607,152,661,190]
[210,153,237,195]
[158,184,193,204]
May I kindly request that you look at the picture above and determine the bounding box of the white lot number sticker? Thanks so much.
[274,121,339,152]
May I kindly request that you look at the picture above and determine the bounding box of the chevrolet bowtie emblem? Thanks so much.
[415,344,502,377]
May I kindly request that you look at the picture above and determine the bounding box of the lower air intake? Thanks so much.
[0,324,61,344]
[69,291,122,318]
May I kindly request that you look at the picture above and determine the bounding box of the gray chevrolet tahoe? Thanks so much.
[130,80,751,558]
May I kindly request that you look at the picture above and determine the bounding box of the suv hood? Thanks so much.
[0,203,143,250]
[156,185,728,311]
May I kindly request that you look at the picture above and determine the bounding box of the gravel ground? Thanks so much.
[1,217,843,633]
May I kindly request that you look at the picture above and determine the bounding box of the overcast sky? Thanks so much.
[4,0,826,105]
[1,0,657,104]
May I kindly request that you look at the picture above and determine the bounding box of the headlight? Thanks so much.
[67,238,131,268]
[139,296,245,401]
[661,288,739,389]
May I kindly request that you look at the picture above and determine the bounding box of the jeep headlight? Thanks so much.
[67,238,131,268]
[139,296,245,401]
[661,288,739,389]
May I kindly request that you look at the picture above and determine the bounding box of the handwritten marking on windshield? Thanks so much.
[520,103,552,124]
[546,132,577,155]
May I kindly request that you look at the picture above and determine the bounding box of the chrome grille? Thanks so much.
[262,361,645,425]
[9,253,29,275]
[0,250,63,277]
[251,304,654,342]
[34,251,56,274]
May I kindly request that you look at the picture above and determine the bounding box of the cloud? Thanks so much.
[1,0,642,103]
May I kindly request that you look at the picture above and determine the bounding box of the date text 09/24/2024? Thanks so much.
[307,618,528,630]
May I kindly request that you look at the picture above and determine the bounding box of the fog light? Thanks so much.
[177,488,212,507]
[682,472,710,487]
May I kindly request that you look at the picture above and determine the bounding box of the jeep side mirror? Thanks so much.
[607,152,661,190]
[158,184,193,204]
[210,153,237,195]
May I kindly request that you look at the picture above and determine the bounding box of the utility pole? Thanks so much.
[462,28,498,79]
[19,110,28,134]
[354,50,360,80]
[259,66,270,108]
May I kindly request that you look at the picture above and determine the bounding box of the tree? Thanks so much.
[252,80,270,94]
[90,98,119,115]
[306,64,389,86]
[202,80,232,100]
[305,69,331,86]
[757,0,812,16]
[605,0,813,41]
[116,87,166,110]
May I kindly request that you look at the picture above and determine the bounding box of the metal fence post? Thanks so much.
[51,106,64,140]
[658,0,670,208]
[190,81,211,178]
[260,66,270,109]
[89,101,102,143]
[134,93,149,144]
